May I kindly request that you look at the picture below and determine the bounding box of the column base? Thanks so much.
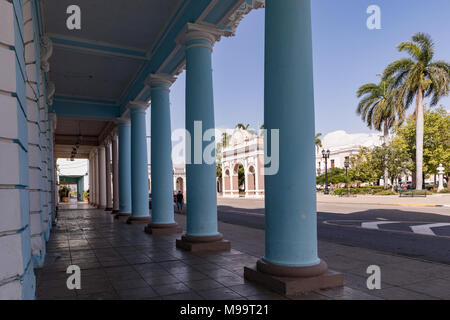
[111,209,119,214]
[114,213,131,220]
[104,207,112,211]
[243,259,343,296]
[126,216,152,224]
[176,233,231,252]
[144,223,182,235]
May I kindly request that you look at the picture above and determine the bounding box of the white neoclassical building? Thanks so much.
[315,130,384,175]
[220,129,388,198]
[221,129,265,198]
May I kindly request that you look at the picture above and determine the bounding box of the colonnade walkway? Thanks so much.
[35,207,450,300]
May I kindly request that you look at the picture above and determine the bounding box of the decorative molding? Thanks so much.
[115,117,131,125]
[40,35,53,72]
[127,100,149,111]
[219,0,265,37]
[175,23,224,48]
[145,73,177,88]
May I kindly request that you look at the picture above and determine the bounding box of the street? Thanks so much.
[215,197,450,264]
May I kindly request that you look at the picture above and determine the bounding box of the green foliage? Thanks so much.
[394,107,450,175]
[371,140,410,183]
[347,147,381,184]
[315,133,322,150]
[356,76,404,133]
[236,123,250,130]
[316,168,349,185]
[238,166,245,188]
[383,33,449,109]
[58,186,70,198]
[332,186,390,196]
[216,165,222,179]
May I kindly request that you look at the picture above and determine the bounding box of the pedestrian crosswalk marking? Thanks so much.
[410,223,450,236]
[361,221,400,230]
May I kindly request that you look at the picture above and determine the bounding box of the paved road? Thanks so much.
[215,198,450,264]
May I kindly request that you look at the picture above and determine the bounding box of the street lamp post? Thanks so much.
[322,149,330,195]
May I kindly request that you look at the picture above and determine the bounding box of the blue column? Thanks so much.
[183,27,220,238]
[117,119,132,216]
[77,177,84,201]
[263,0,320,267]
[147,75,176,226]
[128,102,150,223]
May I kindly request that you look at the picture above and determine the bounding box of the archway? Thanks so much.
[233,163,245,197]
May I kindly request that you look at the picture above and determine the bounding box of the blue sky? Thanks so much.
[152,0,450,137]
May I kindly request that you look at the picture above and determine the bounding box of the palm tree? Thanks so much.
[383,33,449,190]
[356,77,404,188]
[315,133,322,153]
[236,123,250,130]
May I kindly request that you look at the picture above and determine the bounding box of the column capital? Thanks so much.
[127,100,149,113]
[115,117,131,126]
[103,136,111,146]
[144,73,177,90]
[176,23,224,50]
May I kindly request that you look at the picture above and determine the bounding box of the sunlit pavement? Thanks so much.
[216,197,450,264]
[36,203,450,300]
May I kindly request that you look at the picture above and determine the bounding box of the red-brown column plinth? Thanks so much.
[176,233,231,252]
[114,213,131,220]
[126,216,152,224]
[144,223,182,235]
[111,210,119,215]
[244,259,343,296]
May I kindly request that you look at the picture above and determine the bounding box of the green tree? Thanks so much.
[371,139,410,190]
[348,147,381,184]
[356,76,404,188]
[316,168,347,185]
[383,33,450,189]
[394,107,450,181]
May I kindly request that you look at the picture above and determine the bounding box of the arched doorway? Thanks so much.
[233,163,245,197]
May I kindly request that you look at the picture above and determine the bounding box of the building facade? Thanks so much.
[221,128,265,198]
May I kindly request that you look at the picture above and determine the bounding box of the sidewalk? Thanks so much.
[35,207,450,300]
[175,214,450,299]
[316,193,450,208]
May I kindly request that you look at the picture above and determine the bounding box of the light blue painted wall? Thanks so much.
[13,0,36,299]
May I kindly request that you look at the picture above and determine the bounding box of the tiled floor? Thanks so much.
[36,207,282,300]
[35,205,450,300]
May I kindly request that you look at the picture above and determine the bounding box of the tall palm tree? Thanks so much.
[383,33,449,190]
[356,77,404,188]
[315,133,322,153]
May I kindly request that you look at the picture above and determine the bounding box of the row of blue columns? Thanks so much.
[113,0,323,274]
